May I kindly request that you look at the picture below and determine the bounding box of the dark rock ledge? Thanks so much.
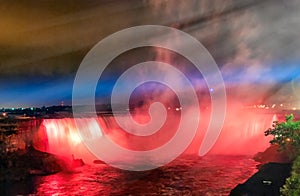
[0,147,64,182]
[230,145,293,196]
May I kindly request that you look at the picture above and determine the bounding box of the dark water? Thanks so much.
[1,155,258,195]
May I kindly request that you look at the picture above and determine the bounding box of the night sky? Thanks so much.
[1,0,300,108]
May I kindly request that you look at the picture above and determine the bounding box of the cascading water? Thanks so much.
[34,113,179,164]
[34,111,277,164]
[209,112,277,155]
[34,118,104,163]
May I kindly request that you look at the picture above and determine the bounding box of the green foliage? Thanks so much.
[264,114,300,150]
[281,155,300,195]
[265,114,300,195]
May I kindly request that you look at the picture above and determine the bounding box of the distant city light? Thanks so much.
[175,107,182,111]
[257,104,266,108]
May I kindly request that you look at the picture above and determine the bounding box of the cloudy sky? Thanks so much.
[0,0,300,108]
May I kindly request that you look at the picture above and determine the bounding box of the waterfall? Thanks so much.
[34,118,104,163]
[209,112,277,155]
[34,112,278,163]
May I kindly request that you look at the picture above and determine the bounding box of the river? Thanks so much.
[1,154,258,195]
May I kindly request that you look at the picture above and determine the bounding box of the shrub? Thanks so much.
[281,155,300,195]
[264,114,300,195]
[265,114,300,153]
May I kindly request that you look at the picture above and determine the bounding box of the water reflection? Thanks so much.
[1,155,257,195]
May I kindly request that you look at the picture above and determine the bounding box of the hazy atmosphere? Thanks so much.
[2,1,300,195]
[1,0,300,107]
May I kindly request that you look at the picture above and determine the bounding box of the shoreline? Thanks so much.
[0,147,64,182]
[230,145,294,195]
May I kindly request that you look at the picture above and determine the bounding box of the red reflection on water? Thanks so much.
[26,155,257,195]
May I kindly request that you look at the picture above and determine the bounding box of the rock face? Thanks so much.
[0,148,64,182]
[230,145,294,196]
[230,162,291,196]
[253,144,295,166]
[71,155,85,168]
[93,159,106,164]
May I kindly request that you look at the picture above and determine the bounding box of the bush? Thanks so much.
[281,155,300,195]
[264,114,300,195]
[265,114,300,153]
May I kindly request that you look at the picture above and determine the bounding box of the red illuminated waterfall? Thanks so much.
[34,112,277,164]
[34,118,104,163]
[209,112,277,155]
